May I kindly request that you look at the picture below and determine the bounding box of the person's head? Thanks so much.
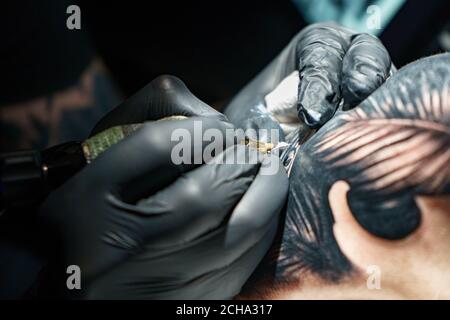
[240,53,450,299]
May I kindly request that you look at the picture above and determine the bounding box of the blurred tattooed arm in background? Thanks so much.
[239,53,450,299]
[0,58,121,152]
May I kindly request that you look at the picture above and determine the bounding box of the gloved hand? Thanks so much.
[39,75,288,299]
[225,22,394,132]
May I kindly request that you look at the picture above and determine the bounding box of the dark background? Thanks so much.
[2,0,449,107]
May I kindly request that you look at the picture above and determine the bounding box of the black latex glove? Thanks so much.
[39,75,288,299]
[91,74,227,134]
[225,22,394,130]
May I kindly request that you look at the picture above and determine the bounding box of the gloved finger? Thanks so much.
[114,144,261,246]
[241,114,284,142]
[82,156,285,300]
[341,33,392,110]
[156,154,287,278]
[86,117,234,202]
[296,23,351,127]
[185,220,278,299]
[82,220,278,299]
[91,75,226,135]
[107,154,286,274]
[224,153,288,245]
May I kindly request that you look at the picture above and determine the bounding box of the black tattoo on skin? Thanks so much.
[243,53,450,294]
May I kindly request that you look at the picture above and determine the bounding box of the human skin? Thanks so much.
[262,188,450,300]
[237,53,450,300]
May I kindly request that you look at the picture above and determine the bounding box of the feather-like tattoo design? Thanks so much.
[259,53,450,286]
